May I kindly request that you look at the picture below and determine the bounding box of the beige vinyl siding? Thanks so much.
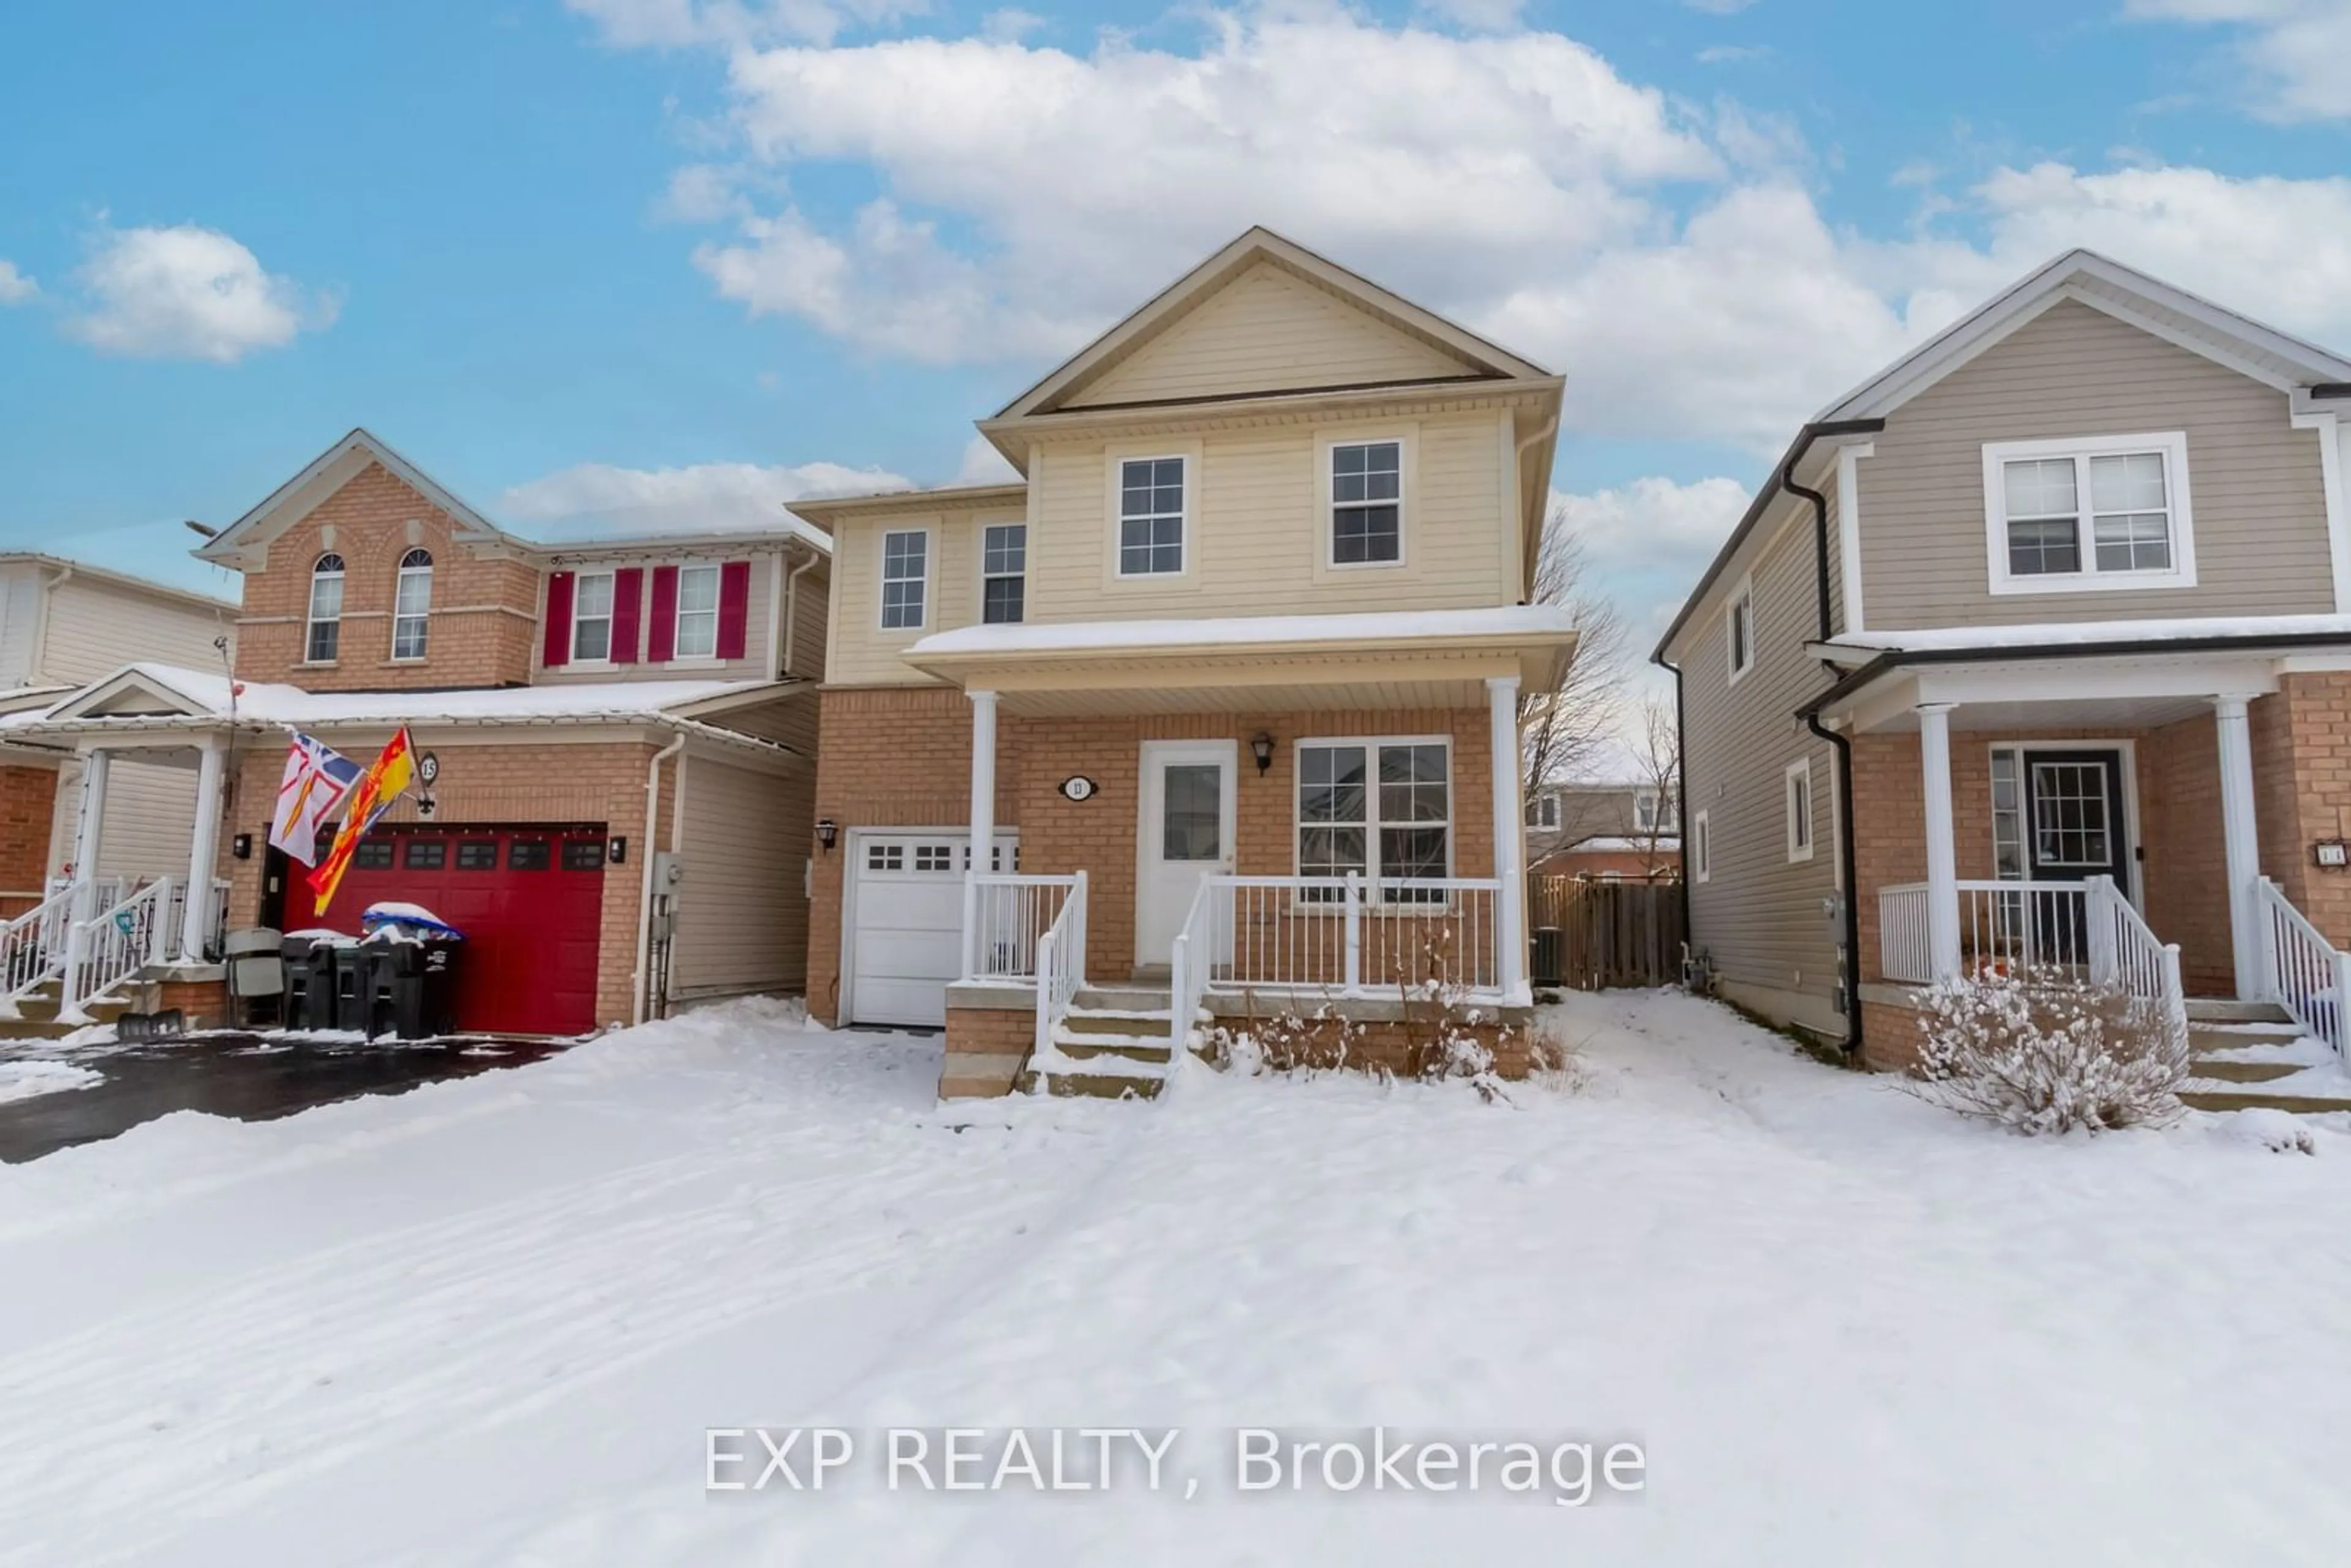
[1681,514,1843,1033]
[41,577,231,686]
[1858,299,2334,631]
[48,755,200,882]
[784,557,828,681]
[671,754,808,999]
[537,548,784,685]
[825,512,998,687]
[1063,261,1476,409]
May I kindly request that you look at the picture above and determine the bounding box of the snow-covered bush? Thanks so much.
[1911,965,2189,1134]
[1199,1000,1361,1077]
[1395,924,1523,1102]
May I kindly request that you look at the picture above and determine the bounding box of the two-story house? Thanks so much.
[1658,250,2351,1070]
[0,429,826,1035]
[790,228,1578,1098]
[0,557,239,925]
[1526,780,1680,880]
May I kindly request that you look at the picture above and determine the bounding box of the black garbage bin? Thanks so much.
[332,944,373,1033]
[364,943,405,1040]
[281,934,319,1027]
[302,942,343,1031]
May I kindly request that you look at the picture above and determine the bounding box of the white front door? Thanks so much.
[1135,740,1236,965]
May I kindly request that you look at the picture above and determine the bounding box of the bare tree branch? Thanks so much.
[1520,508,1627,794]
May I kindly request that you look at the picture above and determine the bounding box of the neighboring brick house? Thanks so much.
[1656,250,2351,1067]
[1526,781,1680,880]
[790,228,1577,1098]
[0,556,237,918]
[0,430,826,1033]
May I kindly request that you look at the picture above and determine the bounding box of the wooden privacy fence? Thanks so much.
[1528,876,1686,990]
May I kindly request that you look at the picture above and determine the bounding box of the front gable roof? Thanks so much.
[993,227,1552,422]
[193,428,521,572]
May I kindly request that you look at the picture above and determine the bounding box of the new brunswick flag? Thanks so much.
[308,727,419,915]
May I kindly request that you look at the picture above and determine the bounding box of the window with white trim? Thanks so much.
[571,570,616,662]
[1118,457,1186,576]
[1692,810,1711,883]
[1330,440,1402,565]
[880,530,928,630]
[1785,758,1814,863]
[306,553,344,663]
[391,549,432,661]
[674,564,721,658]
[1983,432,2194,594]
[1636,788,1678,833]
[1525,792,1560,830]
[1726,578,1754,683]
[982,523,1026,624]
[1296,738,1450,901]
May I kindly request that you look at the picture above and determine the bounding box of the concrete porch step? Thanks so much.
[1075,985,1174,1013]
[2183,999,2294,1025]
[2182,1086,2351,1115]
[1014,1069,1166,1100]
[2187,1057,2308,1084]
[1049,1031,1175,1065]
[1060,1007,1173,1034]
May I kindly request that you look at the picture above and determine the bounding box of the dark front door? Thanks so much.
[2022,750,2129,963]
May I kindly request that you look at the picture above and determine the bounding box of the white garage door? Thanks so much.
[849,830,1018,1029]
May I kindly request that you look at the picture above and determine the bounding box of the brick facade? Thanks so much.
[2249,673,2351,952]
[0,763,58,916]
[811,687,1498,1026]
[223,735,676,1028]
[941,1005,1031,1098]
[236,462,540,691]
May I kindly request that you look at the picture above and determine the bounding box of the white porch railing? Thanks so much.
[966,872,1081,983]
[60,876,179,1023]
[1879,880,2099,981]
[1186,874,1507,1000]
[2086,876,2188,1035]
[1030,872,1089,1059]
[2254,877,2351,1061]
[1169,877,1215,1053]
[0,885,77,1011]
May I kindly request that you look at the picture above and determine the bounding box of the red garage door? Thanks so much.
[313,824,609,1037]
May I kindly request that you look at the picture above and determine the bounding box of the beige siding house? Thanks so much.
[1659,250,2351,1070]
[792,227,1577,1100]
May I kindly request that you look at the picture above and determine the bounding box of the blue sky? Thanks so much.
[2,0,2347,670]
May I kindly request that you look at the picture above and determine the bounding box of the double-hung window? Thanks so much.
[1296,738,1450,901]
[1118,457,1186,576]
[571,571,616,662]
[982,523,1026,624]
[391,549,431,661]
[1526,792,1560,830]
[1330,440,1402,565]
[881,530,928,630]
[306,553,344,663]
[674,564,721,658]
[1984,433,2194,594]
[1726,576,1753,683]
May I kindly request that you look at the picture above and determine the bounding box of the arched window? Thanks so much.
[306,553,345,663]
[392,548,432,660]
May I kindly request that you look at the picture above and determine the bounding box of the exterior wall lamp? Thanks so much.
[816,818,838,852]
[1250,732,1275,776]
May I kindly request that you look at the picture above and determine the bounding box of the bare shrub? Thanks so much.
[1911,966,2189,1134]
[1199,997,1362,1078]
[1395,924,1524,1103]
[1521,1022,1592,1095]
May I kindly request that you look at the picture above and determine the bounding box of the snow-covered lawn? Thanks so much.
[4,991,2349,1565]
[0,1059,102,1105]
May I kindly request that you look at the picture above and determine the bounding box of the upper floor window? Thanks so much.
[1330,440,1403,566]
[571,570,616,662]
[1725,576,1754,685]
[391,549,432,661]
[673,564,720,658]
[1982,432,2195,596]
[1634,789,1662,832]
[1525,792,1560,830]
[881,530,928,630]
[982,523,1026,625]
[1118,457,1187,577]
[306,553,344,663]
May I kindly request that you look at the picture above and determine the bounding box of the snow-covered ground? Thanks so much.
[3,991,2349,1565]
[0,1059,100,1105]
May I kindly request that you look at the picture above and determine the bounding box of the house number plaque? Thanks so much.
[1060,776,1098,802]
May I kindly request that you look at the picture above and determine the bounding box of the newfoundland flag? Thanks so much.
[268,732,361,868]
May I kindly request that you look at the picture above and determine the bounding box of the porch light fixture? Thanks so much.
[817,818,838,852]
[1250,732,1274,776]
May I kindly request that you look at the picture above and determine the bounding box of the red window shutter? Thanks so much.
[542,572,574,668]
[610,567,644,664]
[647,565,680,663]
[716,560,751,661]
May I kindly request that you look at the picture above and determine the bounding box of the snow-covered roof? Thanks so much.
[0,662,789,738]
[1564,835,1682,854]
[1818,614,2351,659]
[908,604,1578,659]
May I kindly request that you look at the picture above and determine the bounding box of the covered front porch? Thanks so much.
[897,607,1576,1095]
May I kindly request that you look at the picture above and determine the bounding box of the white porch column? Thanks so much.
[1486,674,1528,1000]
[962,688,999,983]
[2213,695,2264,999]
[1917,702,1962,980]
[179,737,228,963]
[59,747,111,1015]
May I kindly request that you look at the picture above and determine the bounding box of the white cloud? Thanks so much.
[67,225,331,362]
[653,163,751,223]
[2126,0,2351,122]
[500,458,909,538]
[0,261,36,304]
[565,0,928,48]
[978,7,1043,43]
[953,434,1021,484]
[1552,475,1753,577]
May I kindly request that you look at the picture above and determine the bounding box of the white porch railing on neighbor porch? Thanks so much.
[1030,873,1089,1059]
[60,876,179,1022]
[1181,873,1507,1003]
[1880,876,2184,1026]
[965,872,1082,984]
[2254,877,2351,1062]
[0,885,78,1011]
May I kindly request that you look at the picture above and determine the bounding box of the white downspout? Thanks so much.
[781,543,821,678]
[632,732,687,1026]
